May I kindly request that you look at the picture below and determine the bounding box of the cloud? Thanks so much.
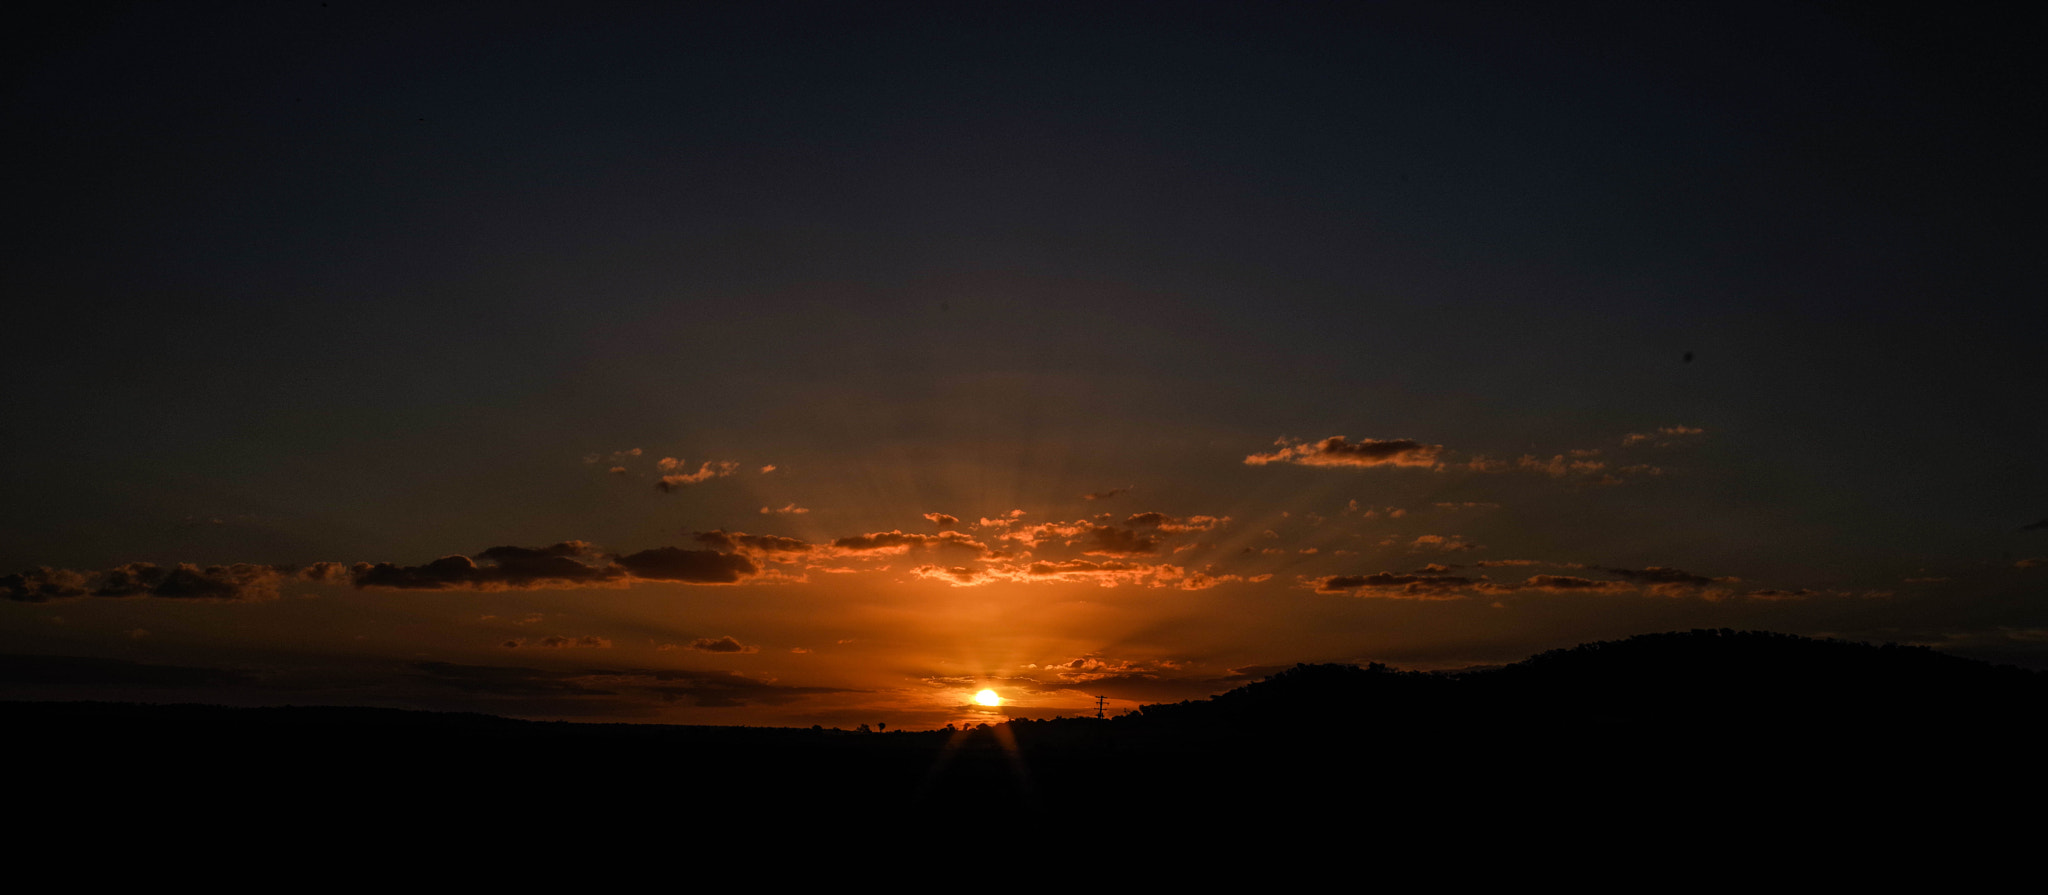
[2016,558,2045,569]
[583,448,642,464]
[910,560,1249,590]
[829,530,993,559]
[1621,426,1706,447]
[1311,572,1478,599]
[2021,518,2048,532]
[1592,566,1731,586]
[1386,534,1481,553]
[690,530,813,556]
[923,512,959,528]
[1083,487,1132,501]
[1123,512,1227,533]
[760,503,810,515]
[5,563,287,602]
[994,513,1227,557]
[1509,575,1635,593]
[971,510,1027,531]
[1517,454,1608,478]
[1245,436,1444,469]
[1,568,92,603]
[680,636,759,654]
[611,547,759,584]
[355,542,630,590]
[1743,588,1821,600]
[503,635,613,649]
[655,459,740,491]
[352,540,763,590]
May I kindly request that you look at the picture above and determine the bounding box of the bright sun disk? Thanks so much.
[974,689,1001,706]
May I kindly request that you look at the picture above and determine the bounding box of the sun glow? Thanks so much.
[974,689,1001,706]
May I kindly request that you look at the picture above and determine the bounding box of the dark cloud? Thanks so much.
[691,530,812,555]
[682,636,758,654]
[503,635,613,649]
[1124,513,1226,533]
[1083,487,1131,501]
[1513,575,1634,593]
[4,563,286,602]
[354,544,627,590]
[1245,436,1444,469]
[1,568,92,602]
[2021,518,2048,532]
[1593,566,1728,586]
[1313,572,1478,598]
[1745,588,1819,600]
[356,541,756,589]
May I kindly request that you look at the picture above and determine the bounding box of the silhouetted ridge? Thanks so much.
[11,630,2041,823]
[1092,629,2043,749]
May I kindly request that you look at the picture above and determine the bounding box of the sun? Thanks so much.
[974,689,1001,706]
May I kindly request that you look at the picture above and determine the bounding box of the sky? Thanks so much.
[4,1,2043,729]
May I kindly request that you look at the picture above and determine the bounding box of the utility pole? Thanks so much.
[1094,694,1109,719]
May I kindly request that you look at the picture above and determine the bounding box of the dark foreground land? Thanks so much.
[16,630,2044,847]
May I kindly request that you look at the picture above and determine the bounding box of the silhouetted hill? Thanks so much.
[12,630,2042,830]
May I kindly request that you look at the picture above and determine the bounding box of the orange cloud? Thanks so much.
[829,530,992,559]
[910,560,1247,590]
[1385,534,1482,553]
[655,459,740,491]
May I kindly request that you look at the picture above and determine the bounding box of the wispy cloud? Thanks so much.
[1245,436,1444,469]
[503,635,612,649]
[1621,425,1706,448]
